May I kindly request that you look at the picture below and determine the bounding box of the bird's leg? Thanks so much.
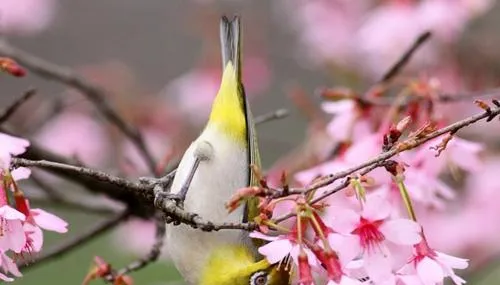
[140,170,177,209]
[160,141,213,208]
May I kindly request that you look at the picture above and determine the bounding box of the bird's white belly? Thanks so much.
[166,126,248,284]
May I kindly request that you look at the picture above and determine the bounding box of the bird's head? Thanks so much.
[200,244,290,285]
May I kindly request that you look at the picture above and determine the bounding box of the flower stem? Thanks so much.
[396,179,417,221]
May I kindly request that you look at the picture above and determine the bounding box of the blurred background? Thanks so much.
[1,0,500,284]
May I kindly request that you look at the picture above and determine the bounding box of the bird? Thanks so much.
[163,15,290,285]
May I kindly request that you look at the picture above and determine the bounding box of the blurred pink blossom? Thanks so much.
[279,0,494,79]
[120,128,172,176]
[0,0,57,36]
[0,133,29,161]
[34,112,111,167]
[112,218,169,260]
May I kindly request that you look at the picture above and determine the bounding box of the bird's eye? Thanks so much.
[250,271,268,285]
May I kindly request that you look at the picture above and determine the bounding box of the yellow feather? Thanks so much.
[208,62,247,145]
[200,245,269,285]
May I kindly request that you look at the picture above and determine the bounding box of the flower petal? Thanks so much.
[0,272,13,282]
[11,167,31,181]
[31,208,68,233]
[364,249,393,283]
[249,231,280,241]
[362,194,391,221]
[328,233,361,264]
[417,257,444,285]
[258,239,292,264]
[24,223,43,252]
[328,208,359,234]
[380,219,421,245]
[435,251,469,270]
[0,219,26,252]
[0,206,25,221]
[0,253,22,277]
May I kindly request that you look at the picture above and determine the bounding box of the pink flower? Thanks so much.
[418,0,494,43]
[278,0,368,67]
[322,100,372,143]
[22,223,43,254]
[400,238,469,285]
[34,112,111,167]
[14,198,67,253]
[401,137,483,209]
[327,194,421,283]
[0,251,22,282]
[120,128,171,176]
[111,218,169,259]
[29,208,68,233]
[0,206,26,253]
[0,0,57,36]
[436,137,483,173]
[354,2,433,78]
[327,277,363,285]
[249,231,318,268]
[0,133,29,159]
[295,132,388,190]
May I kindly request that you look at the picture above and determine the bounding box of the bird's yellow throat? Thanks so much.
[208,62,247,146]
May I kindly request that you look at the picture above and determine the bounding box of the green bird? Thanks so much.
[165,15,290,285]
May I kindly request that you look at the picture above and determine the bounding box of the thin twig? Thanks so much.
[105,213,166,281]
[0,89,36,125]
[255,109,289,125]
[13,157,256,231]
[19,211,130,270]
[12,158,149,196]
[359,87,500,107]
[274,103,500,223]
[378,31,432,84]
[0,40,156,173]
[309,103,500,200]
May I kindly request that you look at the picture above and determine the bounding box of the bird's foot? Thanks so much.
[139,170,178,208]
[155,192,186,209]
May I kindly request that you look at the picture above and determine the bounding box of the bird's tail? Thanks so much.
[220,15,241,82]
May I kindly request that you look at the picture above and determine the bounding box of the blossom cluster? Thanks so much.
[278,0,494,80]
[0,62,68,281]
[0,132,68,281]
[233,78,489,284]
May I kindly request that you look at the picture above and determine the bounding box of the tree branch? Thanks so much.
[378,31,432,84]
[0,89,36,125]
[0,40,157,173]
[11,103,500,233]
[309,103,500,200]
[273,103,500,223]
[254,109,289,125]
[19,211,130,271]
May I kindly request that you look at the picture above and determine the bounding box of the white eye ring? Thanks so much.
[250,271,268,285]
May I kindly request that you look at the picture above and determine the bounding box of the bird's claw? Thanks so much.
[154,189,186,209]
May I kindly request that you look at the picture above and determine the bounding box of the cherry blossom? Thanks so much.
[399,237,469,285]
[0,0,58,36]
[249,231,318,268]
[325,194,421,283]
